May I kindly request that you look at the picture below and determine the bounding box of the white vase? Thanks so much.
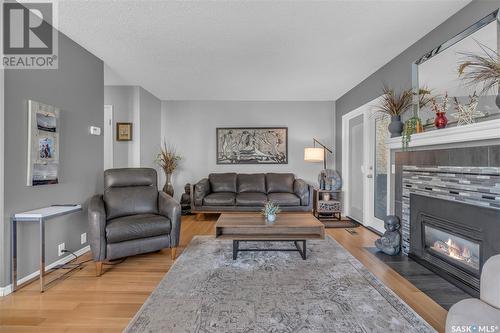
[266,214,276,223]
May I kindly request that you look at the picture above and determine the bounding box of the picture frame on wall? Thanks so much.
[116,122,133,141]
[27,100,60,186]
[216,127,288,164]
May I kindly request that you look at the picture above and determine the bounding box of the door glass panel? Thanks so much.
[374,115,390,220]
[349,114,364,222]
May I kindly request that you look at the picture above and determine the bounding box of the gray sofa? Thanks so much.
[191,173,312,212]
[88,168,181,276]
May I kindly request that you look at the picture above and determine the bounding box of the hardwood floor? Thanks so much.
[0,214,447,332]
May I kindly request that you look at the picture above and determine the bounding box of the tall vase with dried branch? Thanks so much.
[157,143,181,197]
[458,42,500,109]
[374,87,413,138]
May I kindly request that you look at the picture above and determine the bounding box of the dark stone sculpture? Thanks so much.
[375,215,401,255]
[180,183,192,215]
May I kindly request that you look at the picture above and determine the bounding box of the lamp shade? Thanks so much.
[304,147,324,162]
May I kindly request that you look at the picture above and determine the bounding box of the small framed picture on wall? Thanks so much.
[116,122,132,141]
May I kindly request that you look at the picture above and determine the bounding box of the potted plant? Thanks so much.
[156,142,181,197]
[374,86,413,138]
[261,201,281,224]
[430,92,449,129]
[402,88,432,149]
[458,42,500,108]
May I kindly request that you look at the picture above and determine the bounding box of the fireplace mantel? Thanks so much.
[387,118,500,150]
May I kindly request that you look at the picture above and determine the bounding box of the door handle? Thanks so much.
[367,174,373,178]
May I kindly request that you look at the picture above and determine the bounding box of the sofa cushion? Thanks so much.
[266,173,295,193]
[236,192,268,206]
[209,173,237,193]
[203,192,235,206]
[237,174,266,193]
[106,214,171,244]
[268,193,300,206]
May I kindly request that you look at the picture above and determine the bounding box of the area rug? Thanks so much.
[125,236,436,333]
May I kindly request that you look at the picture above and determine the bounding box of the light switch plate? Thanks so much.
[89,126,101,135]
[81,232,87,244]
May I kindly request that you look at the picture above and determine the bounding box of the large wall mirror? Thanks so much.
[413,9,500,127]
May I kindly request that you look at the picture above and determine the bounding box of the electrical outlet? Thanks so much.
[81,232,87,244]
[58,243,65,256]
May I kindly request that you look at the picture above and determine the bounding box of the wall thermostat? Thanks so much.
[89,126,101,136]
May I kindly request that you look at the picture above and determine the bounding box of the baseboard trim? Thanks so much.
[0,245,90,296]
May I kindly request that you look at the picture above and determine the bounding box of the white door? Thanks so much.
[342,96,387,233]
[104,105,113,170]
[347,113,364,222]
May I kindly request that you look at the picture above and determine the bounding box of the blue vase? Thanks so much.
[266,214,276,223]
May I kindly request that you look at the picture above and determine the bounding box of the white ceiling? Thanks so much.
[58,0,470,101]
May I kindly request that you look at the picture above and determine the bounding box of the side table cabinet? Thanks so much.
[313,188,342,221]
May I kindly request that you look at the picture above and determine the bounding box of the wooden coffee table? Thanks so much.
[215,213,325,260]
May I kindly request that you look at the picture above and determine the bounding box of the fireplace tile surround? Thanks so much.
[400,164,500,255]
[394,145,500,223]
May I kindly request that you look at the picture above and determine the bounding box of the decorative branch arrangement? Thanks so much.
[374,86,413,117]
[430,92,449,115]
[157,142,181,174]
[157,142,181,196]
[458,42,500,95]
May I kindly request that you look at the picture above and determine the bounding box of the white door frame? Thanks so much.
[342,96,384,231]
[342,105,366,220]
[104,105,114,170]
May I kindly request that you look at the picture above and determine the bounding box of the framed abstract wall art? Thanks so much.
[216,127,288,164]
[27,100,60,186]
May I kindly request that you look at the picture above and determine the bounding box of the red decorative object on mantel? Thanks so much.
[434,112,448,129]
[430,92,449,129]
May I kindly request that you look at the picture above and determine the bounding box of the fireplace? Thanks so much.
[409,194,500,296]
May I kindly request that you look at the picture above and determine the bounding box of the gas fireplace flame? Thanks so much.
[431,237,477,267]
[444,238,468,260]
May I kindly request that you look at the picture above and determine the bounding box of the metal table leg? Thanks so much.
[11,218,17,292]
[294,240,307,260]
[40,218,45,292]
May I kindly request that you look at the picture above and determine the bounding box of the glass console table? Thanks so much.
[11,204,82,292]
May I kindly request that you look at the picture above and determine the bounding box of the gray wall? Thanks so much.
[104,86,161,171]
[161,101,335,199]
[0,67,5,291]
[2,33,104,287]
[104,86,136,168]
[139,88,162,170]
[334,0,500,173]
